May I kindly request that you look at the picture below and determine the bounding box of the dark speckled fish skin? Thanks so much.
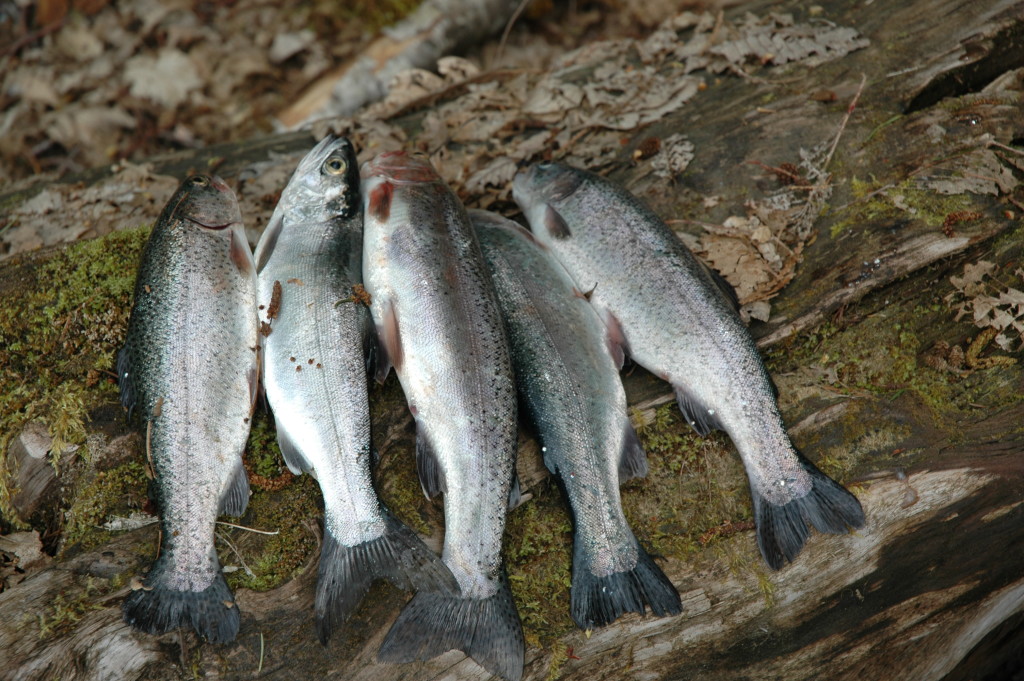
[362,152,523,681]
[253,136,455,644]
[118,174,257,644]
[513,163,865,571]
[471,209,681,630]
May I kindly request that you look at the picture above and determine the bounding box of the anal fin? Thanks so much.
[219,459,250,517]
[374,298,403,384]
[116,345,136,419]
[415,422,445,498]
[276,421,317,477]
[507,472,523,510]
[618,420,648,481]
[673,386,722,437]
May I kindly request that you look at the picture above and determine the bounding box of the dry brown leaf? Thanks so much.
[919,148,1018,196]
[950,260,996,294]
[650,134,695,179]
[123,48,203,108]
[270,30,316,64]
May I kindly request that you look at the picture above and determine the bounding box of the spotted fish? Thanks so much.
[362,152,524,681]
[254,135,456,643]
[513,162,865,570]
[472,209,681,629]
[119,174,257,643]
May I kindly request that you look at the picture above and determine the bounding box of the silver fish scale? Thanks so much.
[473,214,639,578]
[121,203,257,591]
[257,206,380,546]
[517,168,810,505]
[362,167,517,599]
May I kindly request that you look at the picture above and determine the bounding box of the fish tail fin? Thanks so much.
[315,509,456,644]
[122,557,240,644]
[378,576,524,681]
[753,451,866,570]
[570,537,681,629]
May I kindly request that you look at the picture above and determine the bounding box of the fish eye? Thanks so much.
[323,157,347,175]
[189,175,209,186]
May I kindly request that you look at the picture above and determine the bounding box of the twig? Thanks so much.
[496,0,533,65]
[987,139,1024,157]
[258,632,265,673]
[2,17,66,58]
[864,114,902,144]
[215,521,279,535]
[823,73,867,172]
[216,530,255,578]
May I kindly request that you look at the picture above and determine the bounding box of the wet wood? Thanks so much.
[6,422,59,519]
[275,0,524,128]
[2,0,1024,679]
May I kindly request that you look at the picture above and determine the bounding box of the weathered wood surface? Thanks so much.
[2,0,1024,679]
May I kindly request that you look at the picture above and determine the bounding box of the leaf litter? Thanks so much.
[948,260,1024,352]
[5,4,874,325]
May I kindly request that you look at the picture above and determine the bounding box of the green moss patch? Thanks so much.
[505,481,574,648]
[828,178,976,239]
[627,405,751,559]
[60,460,150,555]
[222,474,322,592]
[35,576,109,640]
[1,226,150,529]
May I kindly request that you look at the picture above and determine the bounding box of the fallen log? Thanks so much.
[1,0,1023,679]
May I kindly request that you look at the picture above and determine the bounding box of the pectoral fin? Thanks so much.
[254,210,284,274]
[544,205,571,239]
[600,308,630,370]
[229,228,255,276]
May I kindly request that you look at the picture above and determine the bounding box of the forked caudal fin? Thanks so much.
[315,509,458,643]
[571,538,681,630]
[122,559,240,644]
[753,451,866,570]
[378,575,525,681]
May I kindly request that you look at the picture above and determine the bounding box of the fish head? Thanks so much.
[361,150,442,185]
[467,209,540,248]
[360,151,445,225]
[512,162,584,205]
[512,162,585,245]
[282,134,361,221]
[171,174,243,231]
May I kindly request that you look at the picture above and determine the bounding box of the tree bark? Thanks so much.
[2,0,1024,679]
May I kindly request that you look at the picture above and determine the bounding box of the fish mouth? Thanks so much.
[364,151,440,184]
[187,217,239,231]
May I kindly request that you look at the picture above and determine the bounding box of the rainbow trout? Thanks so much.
[471,209,681,629]
[513,163,865,570]
[253,135,455,643]
[118,174,257,643]
[362,152,524,681]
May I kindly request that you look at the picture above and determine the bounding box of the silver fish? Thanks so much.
[118,174,257,643]
[471,209,681,630]
[513,163,865,570]
[253,135,455,643]
[362,152,523,681]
